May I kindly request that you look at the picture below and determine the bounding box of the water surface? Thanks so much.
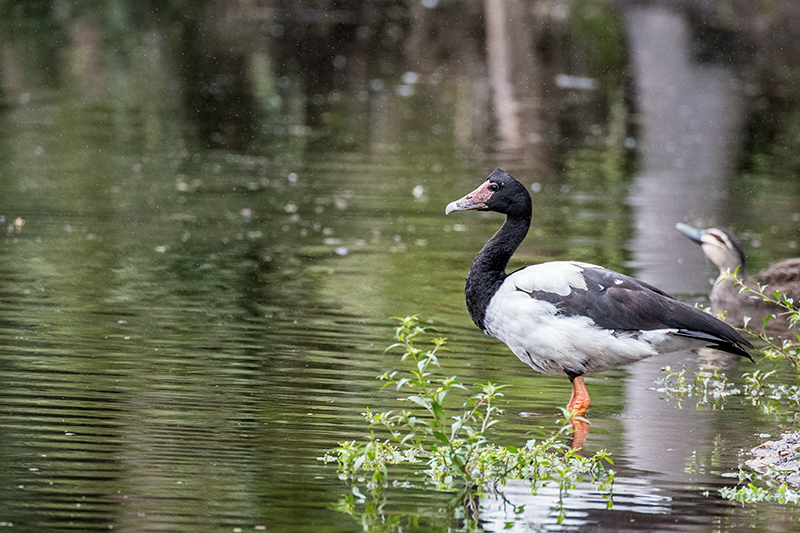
[2,2,800,531]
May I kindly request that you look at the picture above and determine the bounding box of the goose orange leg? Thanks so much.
[566,375,591,413]
[566,375,591,449]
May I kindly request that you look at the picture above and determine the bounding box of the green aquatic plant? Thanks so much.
[721,267,800,365]
[655,271,800,504]
[719,468,800,504]
[655,364,800,414]
[654,365,741,409]
[654,267,800,411]
[321,315,614,523]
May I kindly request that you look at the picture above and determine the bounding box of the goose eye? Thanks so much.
[487,183,499,192]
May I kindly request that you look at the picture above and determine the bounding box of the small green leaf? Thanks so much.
[400,432,417,445]
[352,454,365,472]
[384,342,405,353]
[434,431,449,444]
[433,402,446,422]
[406,395,429,409]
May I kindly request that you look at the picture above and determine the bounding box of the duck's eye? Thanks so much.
[487,182,499,192]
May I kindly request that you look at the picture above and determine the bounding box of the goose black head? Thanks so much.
[445,169,532,218]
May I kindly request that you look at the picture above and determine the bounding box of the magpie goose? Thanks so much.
[677,223,800,329]
[446,170,753,414]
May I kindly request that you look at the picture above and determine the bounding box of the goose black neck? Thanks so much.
[465,211,531,331]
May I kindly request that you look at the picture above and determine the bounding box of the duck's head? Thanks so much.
[676,223,747,274]
[445,169,531,218]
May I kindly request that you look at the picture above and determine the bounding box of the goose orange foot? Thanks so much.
[566,376,591,449]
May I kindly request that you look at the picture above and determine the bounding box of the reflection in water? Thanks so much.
[481,477,671,532]
[483,0,542,156]
[624,4,746,295]
[622,4,749,485]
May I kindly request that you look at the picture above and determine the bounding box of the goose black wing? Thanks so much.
[520,264,753,358]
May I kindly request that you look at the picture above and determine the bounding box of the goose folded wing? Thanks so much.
[515,264,752,357]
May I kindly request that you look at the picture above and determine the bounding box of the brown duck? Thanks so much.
[677,223,800,330]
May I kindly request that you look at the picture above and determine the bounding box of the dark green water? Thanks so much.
[2,2,800,531]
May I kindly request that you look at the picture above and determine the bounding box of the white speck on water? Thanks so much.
[412,185,424,198]
[551,3,568,21]
[335,247,349,256]
[402,71,419,84]
[284,202,297,213]
[396,85,414,97]
[356,26,371,39]
[554,74,598,90]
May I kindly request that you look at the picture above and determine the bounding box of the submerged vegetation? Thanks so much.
[321,316,614,524]
[720,470,800,505]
